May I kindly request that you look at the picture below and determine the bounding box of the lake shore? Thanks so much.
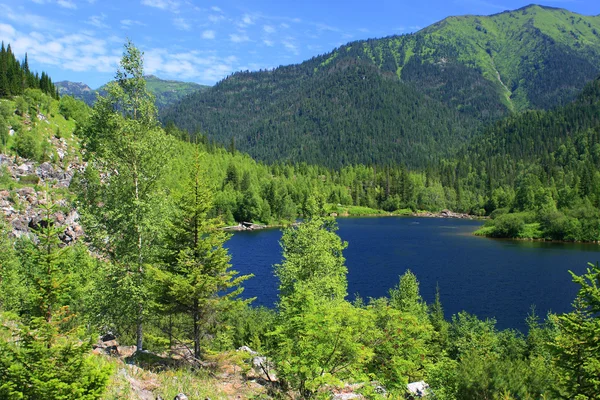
[224,209,483,232]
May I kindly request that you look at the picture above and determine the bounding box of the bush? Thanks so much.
[489,214,524,238]
[12,129,41,160]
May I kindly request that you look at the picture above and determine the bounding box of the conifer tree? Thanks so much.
[154,148,252,358]
[551,263,600,399]
[0,201,110,399]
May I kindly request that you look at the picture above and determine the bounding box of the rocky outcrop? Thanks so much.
[414,209,476,219]
[0,147,86,242]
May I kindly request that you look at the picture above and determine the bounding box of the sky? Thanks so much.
[0,0,598,89]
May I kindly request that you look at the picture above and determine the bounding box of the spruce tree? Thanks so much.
[154,148,251,358]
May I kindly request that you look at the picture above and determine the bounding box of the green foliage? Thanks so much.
[551,263,600,399]
[76,40,171,352]
[59,95,89,124]
[0,312,111,400]
[275,214,348,301]
[365,298,433,389]
[0,43,59,100]
[271,287,373,398]
[389,269,429,320]
[12,126,41,160]
[152,149,252,358]
[0,200,110,399]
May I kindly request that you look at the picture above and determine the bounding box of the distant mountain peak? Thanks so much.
[57,77,210,110]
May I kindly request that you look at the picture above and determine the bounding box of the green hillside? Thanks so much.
[56,75,209,110]
[162,4,600,168]
[143,75,210,110]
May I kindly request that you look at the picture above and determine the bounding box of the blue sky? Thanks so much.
[0,0,597,88]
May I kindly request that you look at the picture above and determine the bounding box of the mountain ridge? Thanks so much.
[56,75,210,110]
[162,4,600,168]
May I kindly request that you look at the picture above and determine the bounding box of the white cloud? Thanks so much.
[211,6,222,12]
[87,14,109,29]
[280,23,290,29]
[3,24,120,74]
[141,0,179,12]
[237,13,256,28]
[208,14,225,23]
[202,30,215,39]
[57,0,76,9]
[120,19,146,28]
[0,5,58,31]
[263,39,274,47]
[263,25,275,34]
[173,17,191,31]
[230,33,249,43]
[0,23,17,40]
[282,40,299,55]
[144,48,240,83]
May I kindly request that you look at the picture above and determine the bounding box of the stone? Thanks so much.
[17,164,30,174]
[36,162,55,179]
[17,187,35,197]
[65,210,80,225]
[173,394,188,400]
[407,381,429,397]
[237,345,258,355]
[101,332,116,342]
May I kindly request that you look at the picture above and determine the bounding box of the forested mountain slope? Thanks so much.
[56,75,209,110]
[162,4,600,168]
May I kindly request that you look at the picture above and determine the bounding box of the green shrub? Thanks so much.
[12,129,41,160]
[489,214,524,238]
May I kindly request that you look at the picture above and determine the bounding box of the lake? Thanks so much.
[226,217,600,332]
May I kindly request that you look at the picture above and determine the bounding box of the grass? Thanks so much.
[324,203,390,217]
[94,349,271,400]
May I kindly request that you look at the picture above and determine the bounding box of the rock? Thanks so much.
[252,356,267,369]
[173,394,188,400]
[65,210,79,225]
[101,332,116,342]
[332,394,361,400]
[17,187,35,197]
[36,162,55,179]
[407,381,429,397]
[373,384,387,396]
[16,164,31,174]
[237,345,258,355]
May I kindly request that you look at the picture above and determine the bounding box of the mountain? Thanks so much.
[55,81,96,105]
[142,75,210,110]
[161,4,600,168]
[56,75,209,110]
[457,75,600,189]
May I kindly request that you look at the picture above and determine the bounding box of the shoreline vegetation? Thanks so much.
[223,206,480,231]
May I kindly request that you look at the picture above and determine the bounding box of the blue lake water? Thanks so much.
[226,217,600,332]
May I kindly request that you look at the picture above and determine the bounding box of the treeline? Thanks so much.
[441,76,600,241]
[0,42,59,100]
